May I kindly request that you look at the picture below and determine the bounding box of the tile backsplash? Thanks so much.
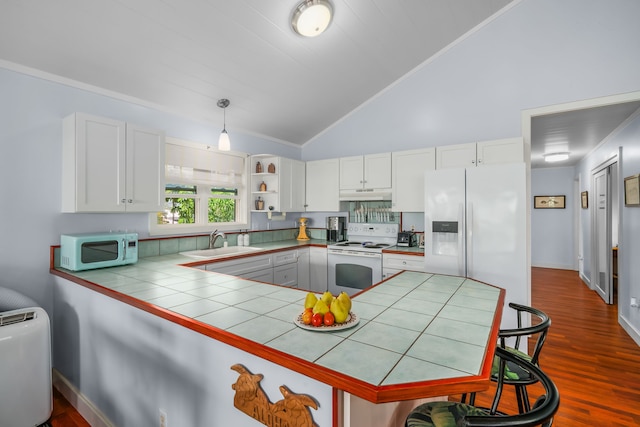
[138,228,323,258]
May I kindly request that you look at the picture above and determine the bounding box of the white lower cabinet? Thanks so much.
[274,264,297,287]
[297,248,310,290]
[309,246,328,293]
[203,249,310,288]
[273,249,299,287]
[382,253,425,279]
[242,268,274,284]
[204,254,273,276]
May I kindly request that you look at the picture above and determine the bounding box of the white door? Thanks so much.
[466,164,527,289]
[75,114,127,212]
[435,142,476,169]
[476,137,524,166]
[306,159,340,211]
[392,148,436,212]
[339,156,364,189]
[467,163,528,329]
[125,124,165,212]
[363,152,391,189]
[592,167,612,304]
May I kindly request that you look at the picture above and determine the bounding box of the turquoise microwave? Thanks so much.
[60,232,138,271]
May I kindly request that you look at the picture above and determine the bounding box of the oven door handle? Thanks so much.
[328,250,381,258]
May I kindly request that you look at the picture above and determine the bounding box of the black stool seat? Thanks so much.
[406,402,488,426]
[405,347,559,427]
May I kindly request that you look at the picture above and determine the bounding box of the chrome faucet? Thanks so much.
[209,230,226,249]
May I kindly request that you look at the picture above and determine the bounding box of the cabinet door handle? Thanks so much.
[121,198,127,203]
[128,199,133,203]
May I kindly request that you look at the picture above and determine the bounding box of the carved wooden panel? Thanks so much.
[231,364,318,427]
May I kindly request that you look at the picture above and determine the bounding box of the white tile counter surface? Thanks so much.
[54,241,501,394]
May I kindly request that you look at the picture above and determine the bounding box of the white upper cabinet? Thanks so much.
[339,156,364,189]
[62,113,165,213]
[435,142,477,169]
[340,153,391,190]
[125,124,167,212]
[391,148,436,212]
[251,155,306,213]
[435,137,523,169]
[305,158,340,211]
[476,137,524,166]
[280,157,306,212]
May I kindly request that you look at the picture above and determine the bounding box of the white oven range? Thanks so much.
[327,223,398,296]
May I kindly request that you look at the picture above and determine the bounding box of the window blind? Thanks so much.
[165,138,245,186]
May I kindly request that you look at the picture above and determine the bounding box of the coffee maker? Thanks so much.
[326,216,346,242]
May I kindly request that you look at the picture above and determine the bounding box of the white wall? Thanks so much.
[531,167,576,269]
[303,0,640,160]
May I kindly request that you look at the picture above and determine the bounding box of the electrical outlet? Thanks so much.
[159,409,167,427]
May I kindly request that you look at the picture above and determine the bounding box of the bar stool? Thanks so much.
[405,347,559,427]
[464,302,551,414]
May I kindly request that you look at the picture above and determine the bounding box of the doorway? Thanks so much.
[591,159,618,304]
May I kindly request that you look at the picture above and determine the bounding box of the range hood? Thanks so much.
[339,188,392,201]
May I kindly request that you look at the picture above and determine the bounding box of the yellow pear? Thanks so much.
[304,292,318,309]
[321,291,334,306]
[312,299,330,315]
[330,298,349,323]
[337,291,352,313]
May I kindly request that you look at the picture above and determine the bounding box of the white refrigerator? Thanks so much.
[424,163,528,329]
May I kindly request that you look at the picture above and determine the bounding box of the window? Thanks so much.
[149,138,248,236]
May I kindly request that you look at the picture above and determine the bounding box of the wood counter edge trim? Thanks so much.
[381,249,424,256]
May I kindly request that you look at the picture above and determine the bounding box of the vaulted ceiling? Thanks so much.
[0,0,514,144]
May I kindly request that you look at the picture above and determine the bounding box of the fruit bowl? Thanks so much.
[293,311,359,332]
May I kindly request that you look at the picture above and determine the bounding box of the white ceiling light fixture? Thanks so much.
[217,98,230,151]
[291,0,333,38]
[543,152,570,163]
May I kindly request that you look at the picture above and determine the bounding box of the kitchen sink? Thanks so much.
[179,246,264,259]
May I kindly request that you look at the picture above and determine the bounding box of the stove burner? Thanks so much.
[362,243,388,249]
[331,240,393,250]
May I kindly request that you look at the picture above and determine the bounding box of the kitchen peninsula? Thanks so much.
[50,238,504,427]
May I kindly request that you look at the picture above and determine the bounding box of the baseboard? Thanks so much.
[579,271,591,288]
[52,369,115,427]
[619,315,640,347]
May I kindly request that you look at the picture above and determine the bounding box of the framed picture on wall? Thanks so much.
[581,191,588,209]
[624,174,640,206]
[534,195,566,209]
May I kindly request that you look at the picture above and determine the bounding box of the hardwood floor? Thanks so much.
[451,267,640,426]
[51,268,640,426]
[50,387,90,427]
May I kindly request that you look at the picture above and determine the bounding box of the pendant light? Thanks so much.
[217,98,231,151]
[291,0,333,38]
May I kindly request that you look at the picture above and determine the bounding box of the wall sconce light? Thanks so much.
[291,0,333,37]
[217,98,230,151]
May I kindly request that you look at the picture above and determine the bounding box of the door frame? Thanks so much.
[590,158,616,303]
[521,92,640,299]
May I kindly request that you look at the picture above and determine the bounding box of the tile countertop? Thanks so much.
[50,240,503,403]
